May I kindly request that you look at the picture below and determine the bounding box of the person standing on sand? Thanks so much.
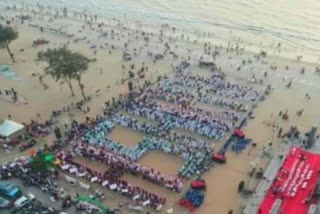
[305,93,311,100]
[278,127,283,138]
[297,109,303,117]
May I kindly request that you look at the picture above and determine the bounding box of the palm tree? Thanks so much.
[0,25,18,63]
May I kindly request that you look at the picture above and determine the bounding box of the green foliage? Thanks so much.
[0,25,18,46]
[37,46,89,81]
[37,46,91,98]
[31,153,54,172]
[0,25,18,62]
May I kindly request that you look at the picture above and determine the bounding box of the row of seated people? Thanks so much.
[103,102,215,151]
[137,88,240,122]
[71,142,184,192]
[117,100,230,139]
[150,73,252,113]
[82,120,213,178]
[82,119,214,154]
[112,112,226,140]
[197,94,248,113]
[170,73,263,103]
[57,150,166,210]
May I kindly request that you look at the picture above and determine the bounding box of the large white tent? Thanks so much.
[0,120,25,138]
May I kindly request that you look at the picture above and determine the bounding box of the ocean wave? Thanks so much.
[11,0,320,56]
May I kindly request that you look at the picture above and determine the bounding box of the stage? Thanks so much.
[257,146,320,214]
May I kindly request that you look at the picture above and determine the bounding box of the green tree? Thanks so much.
[71,52,90,100]
[31,153,54,172]
[0,25,18,63]
[37,47,91,99]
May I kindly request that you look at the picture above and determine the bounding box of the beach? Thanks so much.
[7,0,320,62]
[1,1,320,214]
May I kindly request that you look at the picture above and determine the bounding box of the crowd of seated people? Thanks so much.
[167,131,214,151]
[149,83,195,106]
[57,150,166,210]
[116,100,230,139]
[136,89,240,122]
[114,111,227,140]
[141,137,213,178]
[135,93,228,124]
[170,72,263,103]
[81,119,213,178]
[150,78,251,114]
[171,73,224,89]
[81,118,214,154]
[71,142,184,191]
[57,61,264,207]
[135,75,244,120]
[15,60,267,211]
[197,95,248,112]
[204,81,261,103]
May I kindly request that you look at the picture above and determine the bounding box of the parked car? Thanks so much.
[0,196,11,208]
[122,52,132,61]
[0,181,22,199]
[32,38,50,47]
[14,193,35,208]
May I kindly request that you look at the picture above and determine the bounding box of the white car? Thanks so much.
[14,193,35,208]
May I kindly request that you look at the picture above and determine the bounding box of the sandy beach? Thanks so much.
[1,1,320,214]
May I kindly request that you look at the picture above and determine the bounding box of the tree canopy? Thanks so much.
[0,25,18,62]
[37,46,91,99]
[31,153,54,172]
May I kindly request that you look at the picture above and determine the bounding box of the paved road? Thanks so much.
[1,178,77,214]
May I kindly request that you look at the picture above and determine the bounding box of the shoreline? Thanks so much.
[2,0,320,64]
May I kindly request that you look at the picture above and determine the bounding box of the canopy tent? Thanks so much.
[198,55,217,70]
[199,55,214,63]
[0,120,25,138]
[0,65,22,81]
[0,65,10,72]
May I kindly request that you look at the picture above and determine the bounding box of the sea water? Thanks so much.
[5,0,320,61]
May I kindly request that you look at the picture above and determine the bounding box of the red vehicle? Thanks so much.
[191,179,206,190]
[234,129,245,138]
[212,152,226,163]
